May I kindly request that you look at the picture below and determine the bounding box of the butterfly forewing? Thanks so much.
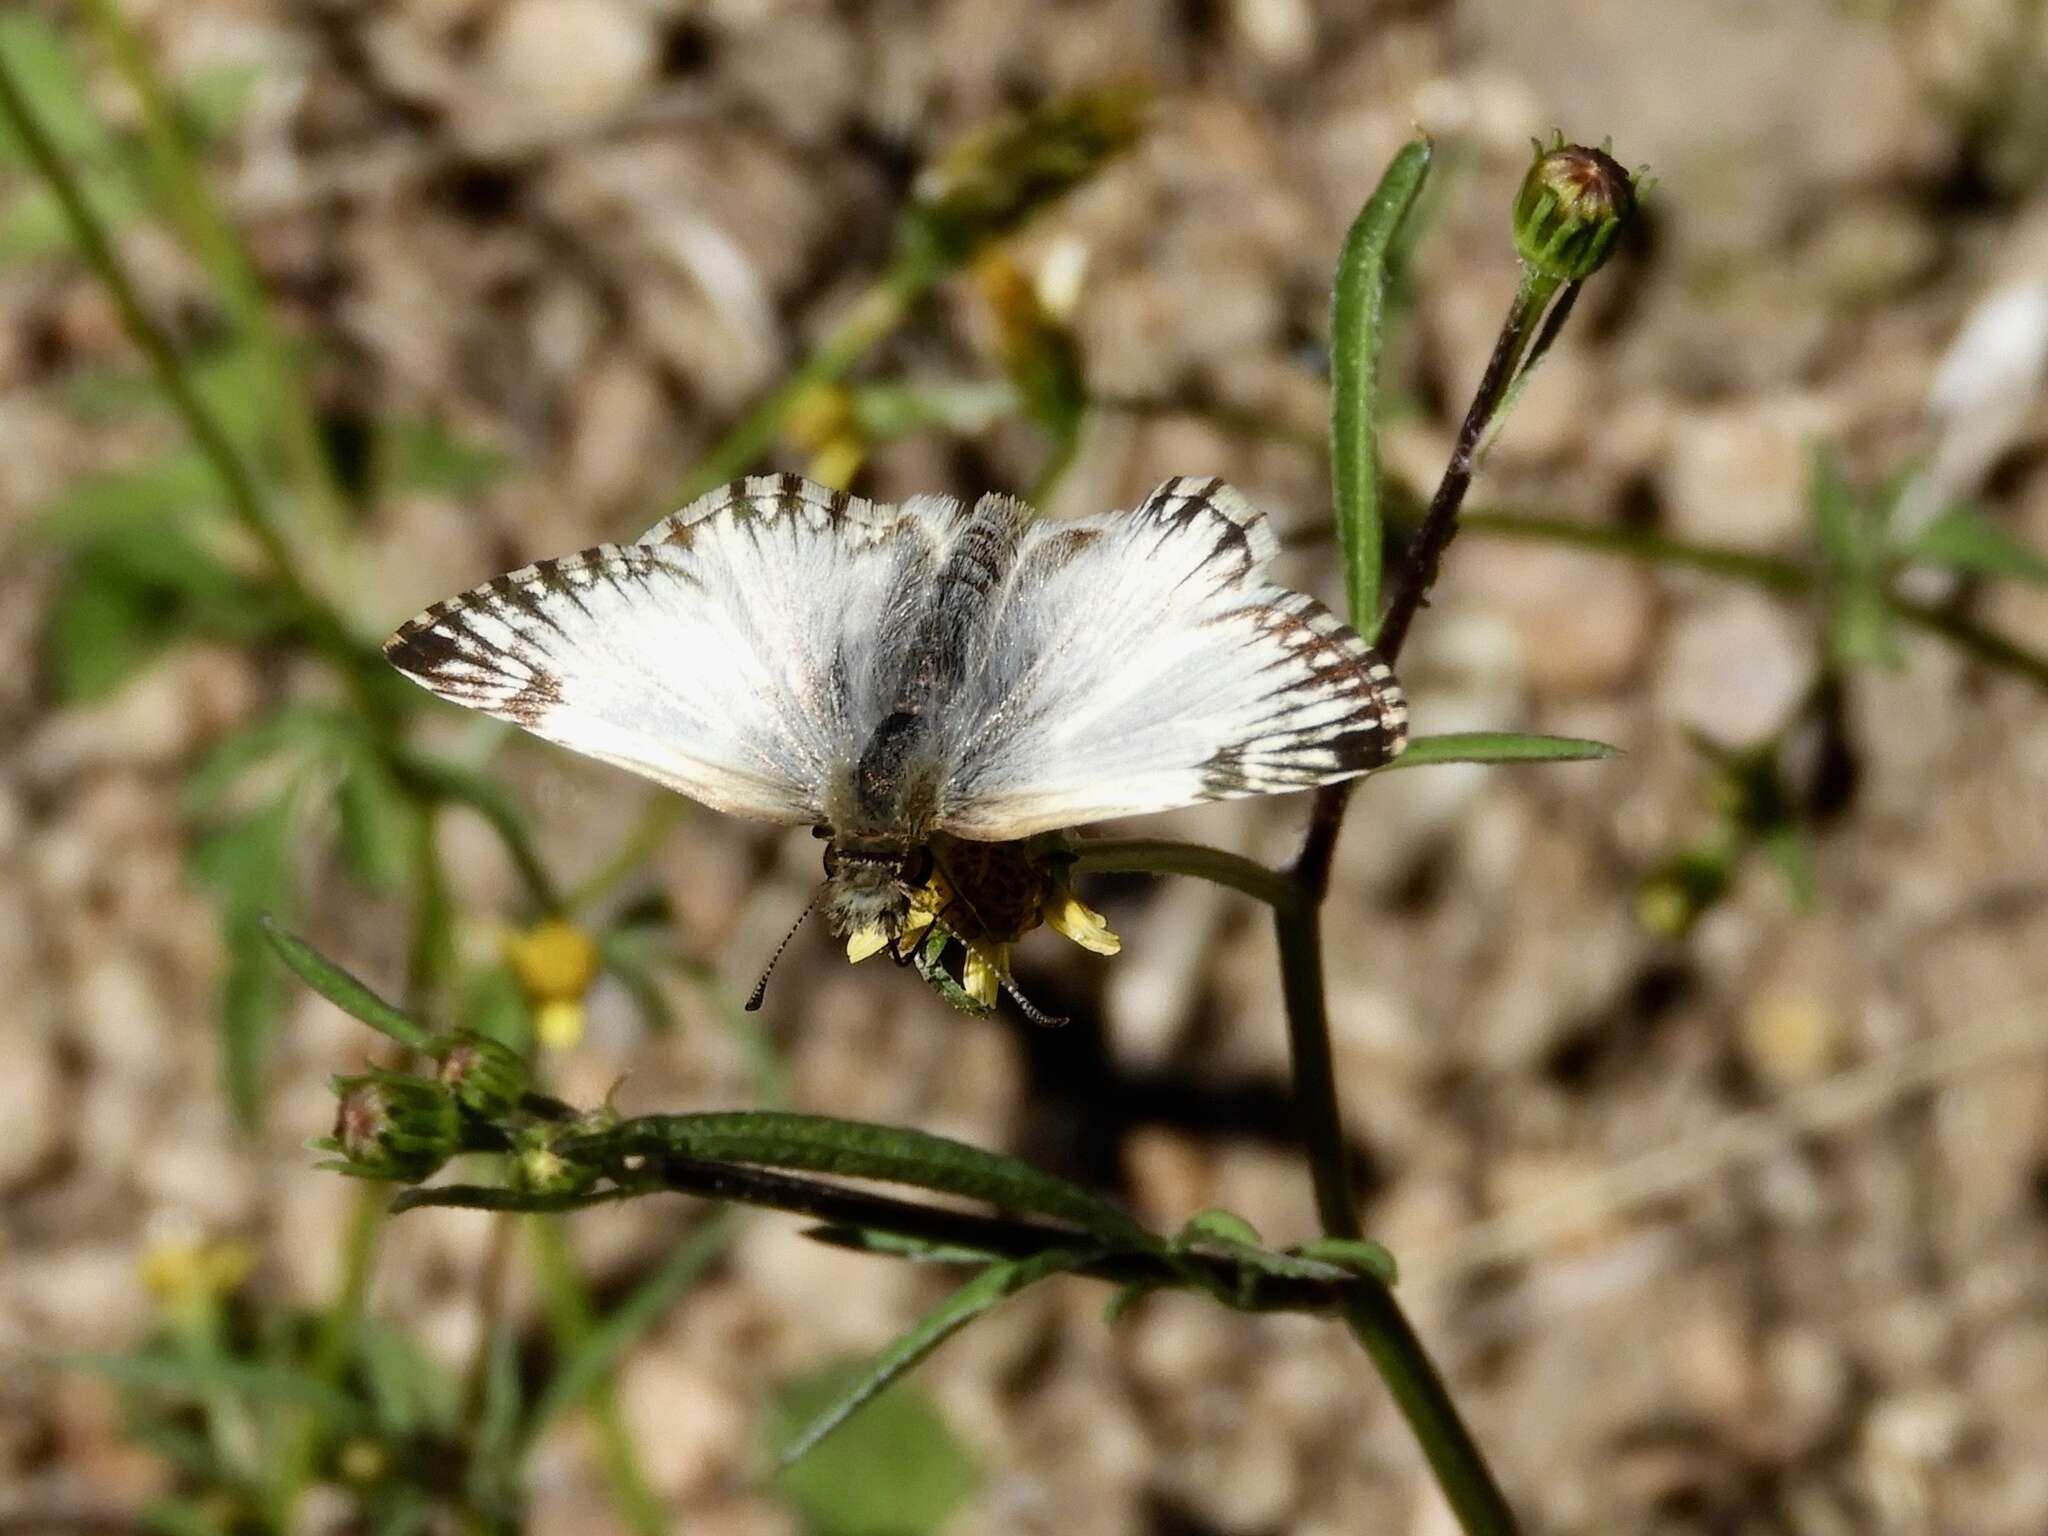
[932,476,1407,839]
[384,475,958,824]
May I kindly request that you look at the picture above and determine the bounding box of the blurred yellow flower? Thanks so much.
[504,917,602,1049]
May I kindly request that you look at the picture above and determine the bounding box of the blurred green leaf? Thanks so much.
[336,745,414,892]
[192,796,298,1124]
[355,1319,460,1438]
[184,705,354,813]
[0,166,148,261]
[376,416,511,497]
[388,748,561,914]
[70,1349,370,1428]
[259,917,433,1052]
[525,1213,736,1438]
[1760,822,1818,913]
[140,1497,233,1536]
[1382,731,1620,770]
[1331,136,1431,632]
[1812,449,1900,669]
[1902,503,2048,586]
[582,1112,1155,1250]
[775,1250,1084,1480]
[177,61,261,144]
[43,555,165,700]
[1289,1236,1399,1286]
[28,451,228,544]
[0,15,113,165]
[771,1368,977,1535]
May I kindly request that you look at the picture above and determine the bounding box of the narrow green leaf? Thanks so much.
[525,1212,737,1437]
[259,917,433,1051]
[388,748,561,913]
[775,1249,1090,1472]
[1289,1236,1400,1286]
[68,1351,369,1428]
[800,1225,1012,1265]
[1331,136,1431,632]
[1382,731,1620,770]
[0,15,112,164]
[1759,822,1817,913]
[356,1319,461,1437]
[1811,449,1900,669]
[1903,504,2048,586]
[584,1112,1154,1249]
[43,559,166,701]
[140,1498,232,1536]
[192,797,298,1125]
[392,1184,637,1215]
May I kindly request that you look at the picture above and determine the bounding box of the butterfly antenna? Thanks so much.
[746,890,821,1011]
[998,970,1067,1029]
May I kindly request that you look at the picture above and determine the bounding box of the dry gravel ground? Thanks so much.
[6,0,2048,1532]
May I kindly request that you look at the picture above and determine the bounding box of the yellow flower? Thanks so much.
[1042,884,1120,955]
[504,918,602,1049]
[140,1230,255,1312]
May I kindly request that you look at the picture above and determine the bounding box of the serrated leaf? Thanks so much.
[259,917,433,1051]
[1903,504,2048,586]
[774,1250,1085,1475]
[1332,136,1431,632]
[1382,731,1620,770]
[581,1112,1153,1249]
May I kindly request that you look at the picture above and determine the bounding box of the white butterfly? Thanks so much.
[386,473,1406,970]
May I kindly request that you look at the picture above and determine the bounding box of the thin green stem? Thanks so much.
[1343,1291,1519,1536]
[1274,906,1356,1234]
[1065,838,1302,913]
[530,1218,670,1536]
[0,45,365,676]
[1463,510,1812,593]
[83,0,350,553]
[668,264,933,510]
[568,796,686,915]
[1374,267,1559,660]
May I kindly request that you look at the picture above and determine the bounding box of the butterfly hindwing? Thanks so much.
[385,474,959,823]
[934,476,1406,839]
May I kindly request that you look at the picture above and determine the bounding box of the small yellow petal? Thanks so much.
[536,998,586,1050]
[901,905,935,935]
[1044,890,1121,955]
[846,926,889,964]
[961,946,1001,1009]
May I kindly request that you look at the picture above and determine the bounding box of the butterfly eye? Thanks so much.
[821,844,841,876]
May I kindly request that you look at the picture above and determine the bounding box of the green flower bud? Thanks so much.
[511,1121,600,1197]
[324,1071,459,1182]
[1513,136,1639,282]
[433,1030,528,1120]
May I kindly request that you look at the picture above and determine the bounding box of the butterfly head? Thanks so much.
[819,837,936,959]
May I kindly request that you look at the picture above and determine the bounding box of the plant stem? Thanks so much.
[530,1219,671,1536]
[83,0,351,557]
[1343,1290,1518,1534]
[1374,268,1558,661]
[0,45,367,678]
[1065,838,1302,912]
[667,263,933,509]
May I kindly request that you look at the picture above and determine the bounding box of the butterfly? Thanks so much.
[385,472,1407,1008]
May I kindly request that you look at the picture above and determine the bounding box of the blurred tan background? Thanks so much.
[6,0,2048,1532]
